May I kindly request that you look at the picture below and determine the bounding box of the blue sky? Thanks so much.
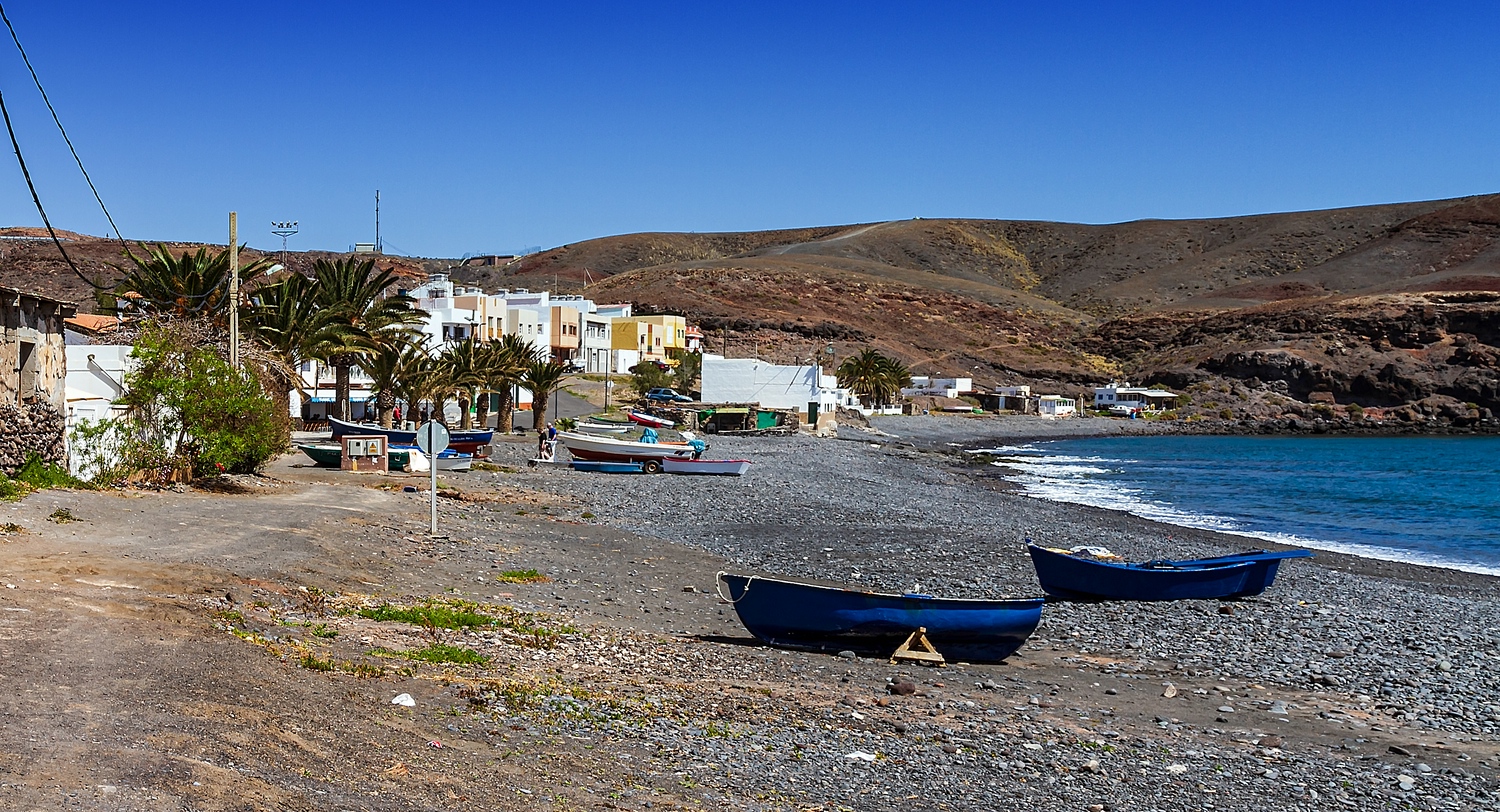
[0,2,1496,257]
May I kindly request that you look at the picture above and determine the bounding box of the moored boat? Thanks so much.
[328,416,493,455]
[626,410,675,429]
[662,458,751,476]
[297,443,412,469]
[393,446,473,472]
[1026,543,1313,601]
[556,430,698,474]
[569,460,644,473]
[716,573,1044,663]
[575,420,630,434]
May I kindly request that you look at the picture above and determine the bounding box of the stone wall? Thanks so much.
[0,397,66,475]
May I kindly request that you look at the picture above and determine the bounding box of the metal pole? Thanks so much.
[228,212,239,368]
[428,423,438,535]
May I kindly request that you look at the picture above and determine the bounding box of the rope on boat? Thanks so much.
[714,571,750,604]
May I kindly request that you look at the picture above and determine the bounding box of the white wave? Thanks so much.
[998,447,1500,577]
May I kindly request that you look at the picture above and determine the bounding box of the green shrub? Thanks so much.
[1345,403,1364,419]
[352,599,498,630]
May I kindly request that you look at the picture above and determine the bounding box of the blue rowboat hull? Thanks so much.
[718,574,1043,663]
[329,417,493,455]
[570,460,643,473]
[1027,544,1312,601]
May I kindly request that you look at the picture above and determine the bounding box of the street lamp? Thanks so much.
[271,221,299,269]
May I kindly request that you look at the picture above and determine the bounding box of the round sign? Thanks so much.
[416,421,451,456]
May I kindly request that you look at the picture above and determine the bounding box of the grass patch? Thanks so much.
[496,569,549,584]
[213,609,244,623]
[376,643,489,666]
[299,653,336,671]
[0,479,29,501]
[48,508,77,524]
[350,598,498,630]
[311,623,338,639]
[580,512,595,520]
[15,455,92,491]
[0,522,24,534]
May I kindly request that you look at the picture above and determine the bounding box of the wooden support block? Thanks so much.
[890,626,946,667]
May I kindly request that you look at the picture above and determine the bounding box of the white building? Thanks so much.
[1037,395,1078,418]
[580,312,612,373]
[1093,382,1178,411]
[700,354,848,416]
[901,376,973,398]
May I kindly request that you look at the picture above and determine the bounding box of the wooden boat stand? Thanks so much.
[890,627,946,667]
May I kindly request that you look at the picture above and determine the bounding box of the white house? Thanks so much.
[1037,395,1077,418]
[700,354,843,416]
[901,376,973,399]
[1093,382,1178,411]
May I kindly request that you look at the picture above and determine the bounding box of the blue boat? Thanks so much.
[569,460,644,474]
[1027,543,1313,601]
[716,573,1044,663]
[329,416,493,455]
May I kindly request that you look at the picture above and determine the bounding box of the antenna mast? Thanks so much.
[374,189,381,254]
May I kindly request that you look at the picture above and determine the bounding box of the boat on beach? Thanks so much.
[626,410,675,429]
[663,458,751,476]
[1026,543,1313,601]
[297,443,472,472]
[555,430,698,474]
[328,416,493,455]
[716,573,1044,663]
[575,420,630,434]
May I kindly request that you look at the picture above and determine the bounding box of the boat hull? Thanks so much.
[328,416,492,455]
[297,443,411,469]
[663,458,751,476]
[570,460,643,473]
[1027,544,1311,601]
[556,431,697,466]
[718,574,1043,663]
[575,421,630,434]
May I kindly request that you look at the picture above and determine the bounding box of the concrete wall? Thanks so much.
[1,287,73,472]
[701,355,838,413]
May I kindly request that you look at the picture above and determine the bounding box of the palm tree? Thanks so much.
[519,359,569,431]
[248,272,344,421]
[485,334,545,433]
[362,332,424,428]
[118,243,273,320]
[438,339,485,430]
[310,258,426,421]
[391,344,442,425]
[837,348,911,407]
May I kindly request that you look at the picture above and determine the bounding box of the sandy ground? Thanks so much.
[0,419,1493,810]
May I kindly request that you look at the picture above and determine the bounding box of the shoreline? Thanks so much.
[859,413,1500,584]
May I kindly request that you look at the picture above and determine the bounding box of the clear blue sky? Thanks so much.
[0,2,1496,257]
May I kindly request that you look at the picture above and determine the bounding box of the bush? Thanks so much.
[1345,403,1364,420]
[71,325,286,482]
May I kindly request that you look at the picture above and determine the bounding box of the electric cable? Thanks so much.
[0,2,124,247]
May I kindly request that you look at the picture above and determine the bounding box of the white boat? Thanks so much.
[662,458,751,476]
[556,430,698,474]
[397,446,474,473]
[626,410,675,429]
[575,420,630,434]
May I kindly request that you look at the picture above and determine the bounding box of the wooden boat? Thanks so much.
[716,573,1044,663]
[556,430,697,474]
[1027,543,1313,601]
[626,410,675,429]
[328,416,493,455]
[569,460,643,474]
[663,458,751,476]
[575,420,630,434]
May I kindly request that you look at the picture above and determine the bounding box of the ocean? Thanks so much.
[975,434,1500,575]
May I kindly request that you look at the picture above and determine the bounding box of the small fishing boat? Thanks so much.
[716,573,1044,663]
[299,443,473,472]
[392,446,474,472]
[328,416,493,455]
[297,443,347,467]
[1027,543,1313,601]
[569,460,644,474]
[556,430,699,474]
[626,410,675,429]
[663,458,751,476]
[575,420,631,434]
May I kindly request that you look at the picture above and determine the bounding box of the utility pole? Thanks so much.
[271,220,299,268]
[374,189,381,254]
[228,212,239,368]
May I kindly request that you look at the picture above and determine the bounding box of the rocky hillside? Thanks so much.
[5,194,1498,428]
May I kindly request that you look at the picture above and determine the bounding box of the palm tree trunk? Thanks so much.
[335,362,352,421]
[530,388,549,432]
[497,387,514,433]
[377,391,395,429]
[457,391,472,430]
[475,388,490,429]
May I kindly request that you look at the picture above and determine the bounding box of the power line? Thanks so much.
[0,86,102,289]
[0,2,124,247]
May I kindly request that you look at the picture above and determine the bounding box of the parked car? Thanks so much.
[645,387,694,403]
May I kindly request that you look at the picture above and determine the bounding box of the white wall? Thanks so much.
[701,354,838,412]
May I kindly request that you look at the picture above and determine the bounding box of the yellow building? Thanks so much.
[610,315,687,363]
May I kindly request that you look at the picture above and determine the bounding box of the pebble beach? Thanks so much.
[479,413,1500,811]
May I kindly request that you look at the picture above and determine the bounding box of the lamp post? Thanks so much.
[271,221,298,270]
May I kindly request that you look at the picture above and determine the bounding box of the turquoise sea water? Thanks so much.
[975,435,1500,574]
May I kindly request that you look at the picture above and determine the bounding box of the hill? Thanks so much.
[5,193,1498,425]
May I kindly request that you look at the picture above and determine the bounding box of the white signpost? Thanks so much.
[416,421,450,535]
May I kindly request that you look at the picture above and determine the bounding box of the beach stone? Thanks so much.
[1162,684,1178,698]
[1416,763,1432,773]
[1260,735,1283,748]
[837,650,857,660]
[1218,604,1234,615]
[1083,759,1102,774]
[1269,701,1289,714]
[888,679,917,696]
[1388,745,1412,756]
[1217,705,1235,713]
[1398,775,1417,791]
